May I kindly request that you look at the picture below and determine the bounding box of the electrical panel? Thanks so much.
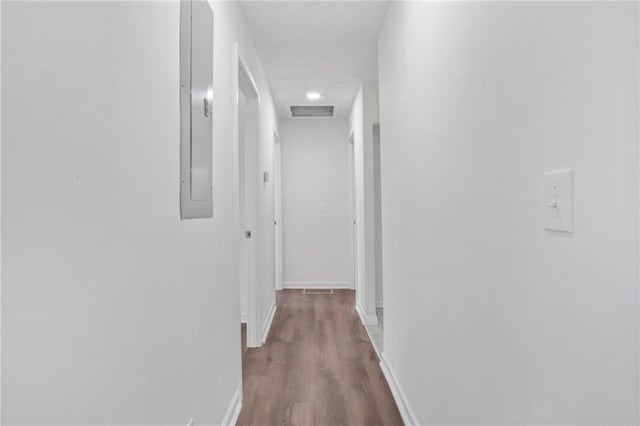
[180,0,213,219]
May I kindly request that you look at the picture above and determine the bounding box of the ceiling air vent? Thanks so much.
[290,105,334,117]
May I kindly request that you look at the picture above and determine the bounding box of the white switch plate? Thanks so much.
[544,169,573,232]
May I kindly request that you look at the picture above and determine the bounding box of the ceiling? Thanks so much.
[239,1,390,118]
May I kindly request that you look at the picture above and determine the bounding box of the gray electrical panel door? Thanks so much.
[180,0,213,219]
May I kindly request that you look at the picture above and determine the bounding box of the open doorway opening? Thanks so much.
[347,133,358,293]
[236,54,261,350]
[273,131,283,292]
[371,123,384,350]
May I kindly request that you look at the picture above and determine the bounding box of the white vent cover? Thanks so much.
[290,105,334,117]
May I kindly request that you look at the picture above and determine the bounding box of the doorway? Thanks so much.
[372,124,383,342]
[236,53,260,349]
[273,132,283,291]
[347,134,358,292]
[364,123,384,356]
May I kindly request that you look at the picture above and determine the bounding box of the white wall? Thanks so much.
[1,2,276,424]
[280,118,350,288]
[349,82,380,323]
[378,2,639,424]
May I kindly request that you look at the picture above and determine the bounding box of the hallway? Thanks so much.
[2,1,640,425]
[238,290,402,425]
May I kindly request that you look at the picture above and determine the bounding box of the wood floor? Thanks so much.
[237,289,403,426]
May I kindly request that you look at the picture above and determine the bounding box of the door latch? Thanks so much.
[245,230,252,239]
[204,98,211,117]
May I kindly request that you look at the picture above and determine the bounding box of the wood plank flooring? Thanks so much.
[237,289,403,425]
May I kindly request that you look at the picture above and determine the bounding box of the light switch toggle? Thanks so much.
[543,169,573,233]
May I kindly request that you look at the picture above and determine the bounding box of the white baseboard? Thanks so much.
[361,319,382,360]
[284,281,350,289]
[221,387,242,426]
[240,312,248,324]
[261,301,277,344]
[380,354,419,426]
[356,302,378,325]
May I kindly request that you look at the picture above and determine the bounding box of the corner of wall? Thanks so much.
[356,302,378,326]
[379,354,420,426]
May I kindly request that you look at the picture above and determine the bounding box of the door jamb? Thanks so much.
[233,44,261,349]
[273,129,283,291]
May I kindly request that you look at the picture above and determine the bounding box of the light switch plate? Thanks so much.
[544,169,573,233]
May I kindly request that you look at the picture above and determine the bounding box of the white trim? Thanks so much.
[637,6,640,423]
[273,130,284,292]
[380,354,420,426]
[261,301,277,344]
[376,300,384,309]
[356,302,378,325]
[361,321,382,361]
[220,387,242,426]
[238,56,259,100]
[0,1,3,419]
[0,2,3,420]
[240,312,248,324]
[233,42,260,349]
[284,281,350,289]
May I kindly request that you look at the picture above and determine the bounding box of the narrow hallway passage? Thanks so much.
[238,290,402,425]
[2,2,640,425]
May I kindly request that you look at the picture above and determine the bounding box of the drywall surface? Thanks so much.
[280,118,350,288]
[1,1,275,424]
[378,2,639,424]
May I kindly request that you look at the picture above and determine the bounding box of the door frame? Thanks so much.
[372,123,383,311]
[347,133,358,293]
[273,130,283,291]
[233,44,261,349]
